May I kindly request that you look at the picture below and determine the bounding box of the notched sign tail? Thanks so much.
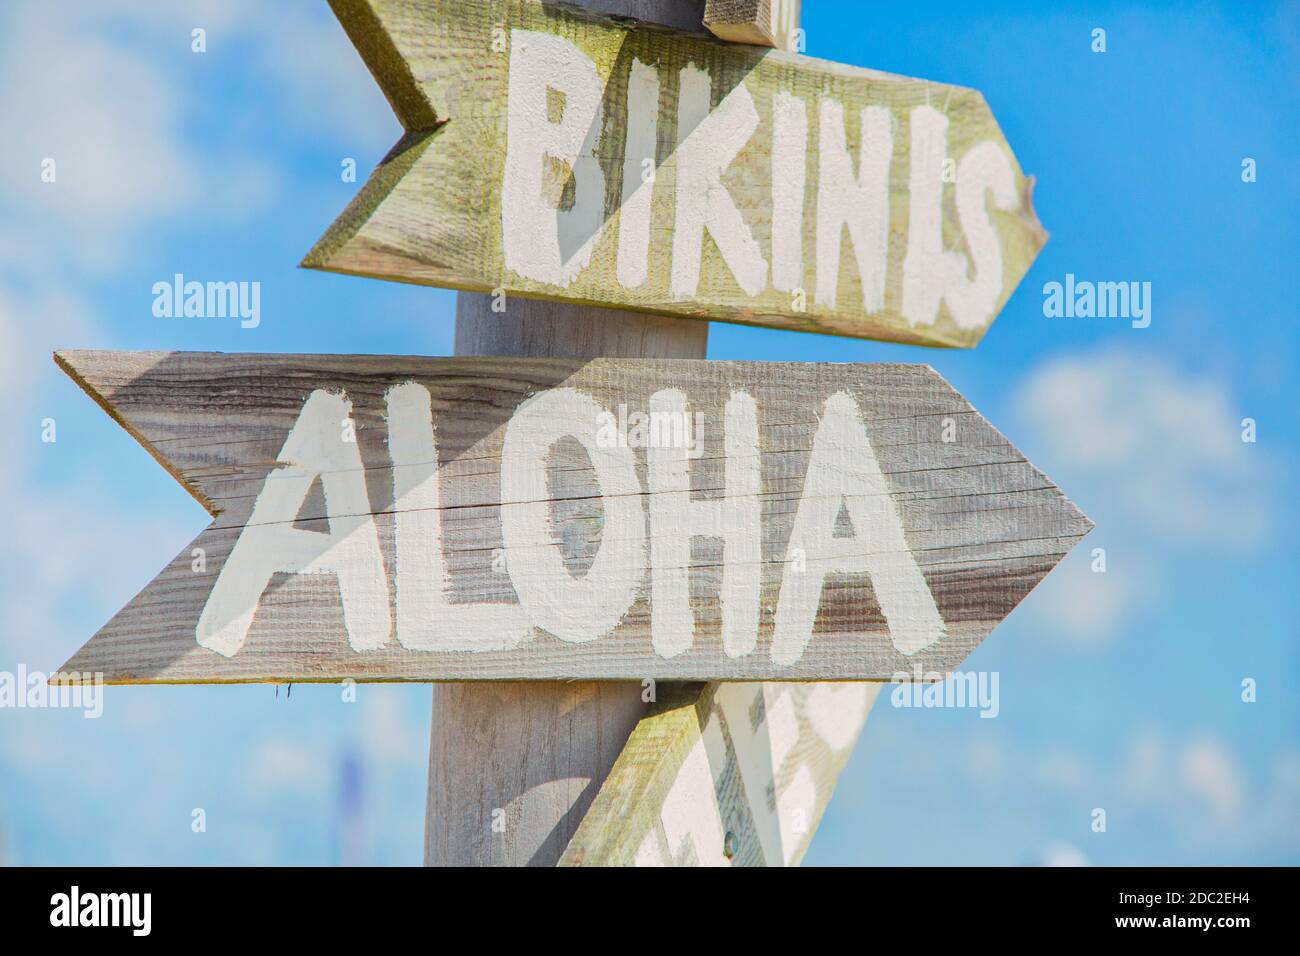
[328,0,440,132]
[54,350,219,517]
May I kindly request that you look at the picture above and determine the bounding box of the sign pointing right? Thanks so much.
[305,0,1047,346]
[54,351,1090,684]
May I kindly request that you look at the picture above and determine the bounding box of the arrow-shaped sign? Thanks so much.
[560,680,880,866]
[304,0,1047,347]
[54,350,1089,684]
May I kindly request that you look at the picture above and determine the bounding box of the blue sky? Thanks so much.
[1,0,1296,866]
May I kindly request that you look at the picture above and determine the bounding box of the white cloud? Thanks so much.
[0,2,414,867]
[1013,349,1272,550]
[0,286,207,669]
[0,9,196,218]
[1038,841,1090,866]
[1118,727,1248,831]
[1011,348,1276,642]
[0,6,208,271]
[1023,545,1149,643]
[75,0,398,145]
[862,716,1287,859]
[1180,737,1245,821]
[0,0,365,665]
[0,286,98,401]
[0,0,391,273]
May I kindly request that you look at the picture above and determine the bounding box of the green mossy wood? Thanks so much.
[304,0,1047,347]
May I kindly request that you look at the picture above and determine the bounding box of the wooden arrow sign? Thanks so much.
[304,0,1047,347]
[561,680,880,866]
[54,350,1089,684]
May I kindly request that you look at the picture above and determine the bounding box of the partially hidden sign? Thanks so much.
[561,681,881,867]
[55,351,1090,683]
[304,0,1047,347]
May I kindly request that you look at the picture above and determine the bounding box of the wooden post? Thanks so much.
[426,0,710,868]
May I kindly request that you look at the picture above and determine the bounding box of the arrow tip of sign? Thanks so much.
[1060,494,1095,540]
[919,360,1092,538]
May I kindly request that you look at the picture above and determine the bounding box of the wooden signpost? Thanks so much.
[55,351,1088,684]
[56,0,1088,866]
[304,0,1046,347]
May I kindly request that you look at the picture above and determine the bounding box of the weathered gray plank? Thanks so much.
[53,350,1090,684]
[304,0,1047,347]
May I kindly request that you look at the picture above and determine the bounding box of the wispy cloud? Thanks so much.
[85,0,399,143]
[0,7,274,271]
[1013,348,1273,550]
[1010,348,1277,640]
[1021,545,1149,644]
[841,715,1297,863]
[0,0,392,273]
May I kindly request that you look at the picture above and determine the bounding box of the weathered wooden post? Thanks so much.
[431,0,710,868]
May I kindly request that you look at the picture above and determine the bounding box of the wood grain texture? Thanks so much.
[454,292,708,358]
[559,679,880,865]
[303,0,1047,347]
[426,679,645,864]
[53,350,1090,684]
[704,0,801,50]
